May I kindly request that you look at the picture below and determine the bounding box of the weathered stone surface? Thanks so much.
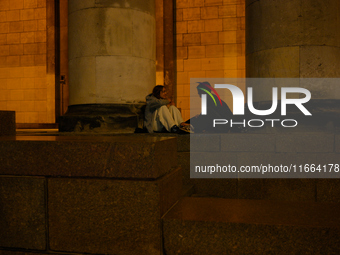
[58,103,145,132]
[246,0,258,6]
[95,56,156,103]
[300,0,340,48]
[190,134,220,152]
[68,0,95,14]
[129,133,190,152]
[238,179,316,202]
[58,114,139,133]
[336,135,340,152]
[276,133,334,152]
[178,152,238,198]
[246,0,340,102]
[189,151,238,195]
[300,46,340,78]
[0,111,15,136]
[178,151,190,185]
[155,134,190,152]
[0,177,46,250]
[191,178,238,198]
[246,0,301,54]
[176,135,190,152]
[246,46,300,79]
[0,136,177,179]
[68,4,155,105]
[317,179,340,203]
[189,133,337,178]
[67,56,96,105]
[246,0,340,54]
[221,133,275,152]
[48,167,182,255]
[159,167,183,216]
[163,197,340,255]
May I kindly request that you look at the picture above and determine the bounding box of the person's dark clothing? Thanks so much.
[188,94,233,133]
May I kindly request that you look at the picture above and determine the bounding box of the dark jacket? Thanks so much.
[190,94,233,132]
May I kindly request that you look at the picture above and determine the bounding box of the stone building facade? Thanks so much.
[0,0,245,127]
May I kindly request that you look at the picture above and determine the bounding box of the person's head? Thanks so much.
[152,85,167,99]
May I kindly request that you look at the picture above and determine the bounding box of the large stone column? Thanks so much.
[246,0,340,79]
[246,0,340,129]
[59,0,156,132]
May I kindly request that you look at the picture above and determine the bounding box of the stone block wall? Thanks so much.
[178,133,340,202]
[176,0,246,120]
[0,0,54,124]
[0,136,181,255]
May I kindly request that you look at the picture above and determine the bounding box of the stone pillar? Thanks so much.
[59,0,156,132]
[246,0,340,129]
[246,0,340,80]
[156,0,175,103]
[163,0,176,103]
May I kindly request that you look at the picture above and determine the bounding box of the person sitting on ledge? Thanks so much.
[144,85,191,133]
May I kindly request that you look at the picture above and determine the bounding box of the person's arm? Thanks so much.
[148,98,170,110]
[166,97,175,108]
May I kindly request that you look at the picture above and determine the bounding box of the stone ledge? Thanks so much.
[48,167,182,255]
[0,177,46,250]
[317,179,340,203]
[275,133,335,152]
[190,134,220,152]
[58,104,145,133]
[221,133,276,152]
[29,133,191,152]
[189,132,336,153]
[0,135,177,179]
[238,179,316,201]
[163,197,340,255]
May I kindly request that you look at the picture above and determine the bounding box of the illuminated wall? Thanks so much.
[175,0,245,120]
[0,0,244,125]
[0,0,54,124]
